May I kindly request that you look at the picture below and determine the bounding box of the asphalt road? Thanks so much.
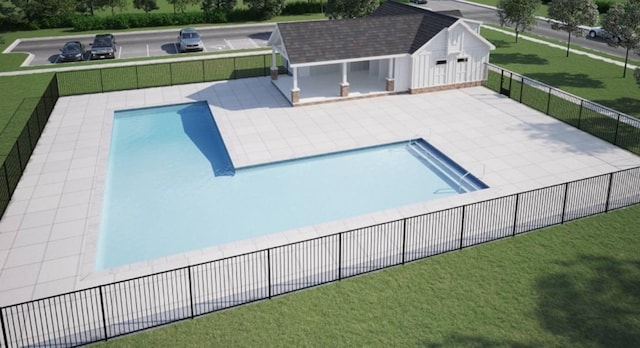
[7,0,640,67]
[425,0,640,61]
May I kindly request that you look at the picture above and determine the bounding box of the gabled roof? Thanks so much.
[275,13,457,65]
[270,1,459,66]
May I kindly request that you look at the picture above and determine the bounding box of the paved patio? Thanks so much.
[1,77,639,307]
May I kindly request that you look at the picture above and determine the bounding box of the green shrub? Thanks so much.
[595,0,614,14]
[227,8,261,22]
[281,1,322,15]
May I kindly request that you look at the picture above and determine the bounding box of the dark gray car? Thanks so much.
[59,41,86,62]
[90,34,117,59]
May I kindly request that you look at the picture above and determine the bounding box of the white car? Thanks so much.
[177,28,204,53]
[588,27,616,40]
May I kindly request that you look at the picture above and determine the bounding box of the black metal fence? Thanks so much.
[485,63,640,155]
[56,52,285,96]
[0,76,59,218]
[1,165,640,348]
[2,61,640,348]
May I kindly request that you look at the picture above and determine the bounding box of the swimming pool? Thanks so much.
[96,102,487,269]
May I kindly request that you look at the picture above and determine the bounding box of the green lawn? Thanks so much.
[482,27,640,117]
[94,204,640,347]
[468,0,550,17]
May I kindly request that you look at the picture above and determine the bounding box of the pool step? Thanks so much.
[407,140,484,193]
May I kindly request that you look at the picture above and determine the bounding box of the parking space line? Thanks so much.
[146,44,150,57]
[250,39,260,48]
[118,47,122,59]
[174,43,179,53]
[224,39,234,49]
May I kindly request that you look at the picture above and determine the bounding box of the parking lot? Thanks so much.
[6,25,273,66]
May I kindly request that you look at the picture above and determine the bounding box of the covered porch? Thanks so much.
[269,57,404,105]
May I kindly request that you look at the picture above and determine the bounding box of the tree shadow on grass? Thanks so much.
[487,39,513,49]
[490,53,549,65]
[422,334,538,347]
[536,255,640,346]
[524,72,605,89]
[593,97,640,118]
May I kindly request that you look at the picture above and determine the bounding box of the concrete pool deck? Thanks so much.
[0,77,639,307]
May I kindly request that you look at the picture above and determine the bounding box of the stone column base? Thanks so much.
[385,78,395,92]
[270,67,278,80]
[291,88,300,103]
[340,83,349,97]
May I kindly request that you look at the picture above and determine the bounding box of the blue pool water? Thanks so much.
[96,102,486,269]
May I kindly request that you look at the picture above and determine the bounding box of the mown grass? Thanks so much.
[94,204,640,347]
[483,27,640,117]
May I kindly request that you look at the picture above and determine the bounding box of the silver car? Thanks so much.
[178,28,204,53]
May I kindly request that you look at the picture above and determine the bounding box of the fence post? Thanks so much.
[605,173,615,212]
[0,307,8,348]
[614,114,621,145]
[267,249,272,299]
[3,164,10,196]
[26,122,33,150]
[338,233,342,280]
[459,205,466,249]
[98,287,109,341]
[519,77,524,103]
[577,100,583,129]
[202,60,206,82]
[169,63,173,86]
[100,69,104,93]
[508,72,513,96]
[135,66,139,89]
[512,194,520,236]
[401,218,407,265]
[546,87,552,115]
[13,143,22,173]
[187,268,195,318]
[233,57,237,80]
[561,182,570,223]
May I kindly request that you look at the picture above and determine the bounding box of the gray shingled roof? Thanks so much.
[275,2,458,65]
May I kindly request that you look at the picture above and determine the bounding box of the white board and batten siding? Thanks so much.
[410,21,492,89]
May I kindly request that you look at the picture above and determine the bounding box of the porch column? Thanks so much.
[385,58,395,92]
[340,62,349,97]
[291,66,300,103]
[270,49,278,80]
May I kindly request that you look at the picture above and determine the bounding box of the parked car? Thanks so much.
[90,34,117,60]
[588,27,618,41]
[410,0,428,4]
[58,41,85,62]
[177,28,204,53]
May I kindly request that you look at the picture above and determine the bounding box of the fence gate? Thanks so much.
[500,70,512,97]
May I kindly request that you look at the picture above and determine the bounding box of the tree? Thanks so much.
[22,0,76,25]
[97,0,127,15]
[201,0,236,13]
[635,67,640,87]
[548,0,598,57]
[244,0,286,20]
[167,0,198,14]
[496,0,541,43]
[326,0,378,19]
[133,0,158,13]
[601,0,640,78]
[0,0,25,27]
